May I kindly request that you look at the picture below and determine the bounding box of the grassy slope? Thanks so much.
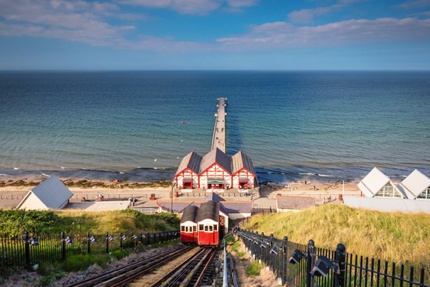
[244,204,430,267]
[0,209,180,237]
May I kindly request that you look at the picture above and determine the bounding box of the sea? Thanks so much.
[0,71,429,185]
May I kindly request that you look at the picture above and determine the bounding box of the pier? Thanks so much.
[211,98,227,153]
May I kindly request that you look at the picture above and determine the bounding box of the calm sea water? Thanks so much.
[0,71,429,184]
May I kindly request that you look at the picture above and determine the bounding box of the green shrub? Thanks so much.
[110,249,129,260]
[247,261,264,277]
[61,254,109,272]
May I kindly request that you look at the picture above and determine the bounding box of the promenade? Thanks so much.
[211,97,227,153]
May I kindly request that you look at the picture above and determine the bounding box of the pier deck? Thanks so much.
[211,98,227,153]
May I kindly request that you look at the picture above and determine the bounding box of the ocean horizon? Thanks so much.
[1,71,429,184]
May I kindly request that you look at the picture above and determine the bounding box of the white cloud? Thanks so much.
[288,0,364,24]
[217,18,430,49]
[1,0,429,54]
[288,6,334,24]
[396,0,430,9]
[0,0,137,47]
[116,0,257,15]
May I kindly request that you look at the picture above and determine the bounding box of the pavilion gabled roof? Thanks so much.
[357,167,391,197]
[398,169,430,199]
[176,151,202,175]
[199,148,231,174]
[203,192,225,203]
[231,151,256,175]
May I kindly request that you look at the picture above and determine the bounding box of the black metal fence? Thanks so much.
[0,230,179,273]
[235,229,429,287]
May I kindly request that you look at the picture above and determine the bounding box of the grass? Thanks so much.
[0,209,180,237]
[0,208,181,284]
[243,204,430,267]
[247,260,265,277]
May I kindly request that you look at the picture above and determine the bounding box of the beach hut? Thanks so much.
[199,148,232,190]
[398,169,430,200]
[174,151,202,190]
[231,150,257,190]
[16,176,73,210]
[357,167,405,198]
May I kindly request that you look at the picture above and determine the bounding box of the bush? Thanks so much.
[247,261,264,277]
[61,254,109,272]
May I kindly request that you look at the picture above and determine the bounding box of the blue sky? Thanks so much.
[1,0,430,70]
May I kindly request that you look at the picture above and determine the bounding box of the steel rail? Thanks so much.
[186,247,217,287]
[66,245,193,287]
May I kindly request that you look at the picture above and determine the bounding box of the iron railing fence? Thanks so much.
[0,230,179,273]
[236,229,429,287]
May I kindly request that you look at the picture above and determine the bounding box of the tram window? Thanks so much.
[209,225,213,232]
[181,226,185,231]
[193,226,196,232]
[214,225,218,231]
[199,224,204,231]
[205,225,208,231]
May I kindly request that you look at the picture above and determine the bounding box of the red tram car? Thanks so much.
[196,201,220,247]
[180,205,198,244]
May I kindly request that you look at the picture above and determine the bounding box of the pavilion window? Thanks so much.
[418,187,430,199]
[375,183,402,198]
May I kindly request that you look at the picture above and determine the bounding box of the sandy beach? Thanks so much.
[0,177,361,210]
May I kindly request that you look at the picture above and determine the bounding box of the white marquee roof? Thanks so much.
[357,167,391,197]
[398,169,430,199]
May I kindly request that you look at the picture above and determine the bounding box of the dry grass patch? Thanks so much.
[244,204,430,267]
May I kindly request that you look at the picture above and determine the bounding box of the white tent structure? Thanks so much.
[398,169,430,200]
[16,176,73,210]
[357,167,405,198]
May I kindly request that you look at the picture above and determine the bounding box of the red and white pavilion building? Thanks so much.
[174,148,257,191]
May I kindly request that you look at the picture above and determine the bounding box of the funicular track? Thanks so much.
[66,245,218,287]
[150,247,217,287]
[66,245,194,287]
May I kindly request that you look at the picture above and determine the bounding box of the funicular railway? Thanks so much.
[66,244,219,287]
[69,99,242,287]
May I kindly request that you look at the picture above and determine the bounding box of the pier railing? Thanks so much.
[235,229,429,287]
[0,230,179,273]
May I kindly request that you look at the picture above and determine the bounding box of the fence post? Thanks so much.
[105,232,109,253]
[335,243,346,287]
[87,232,91,254]
[269,233,274,269]
[307,239,316,287]
[24,232,30,269]
[120,232,123,248]
[281,236,288,285]
[61,232,66,261]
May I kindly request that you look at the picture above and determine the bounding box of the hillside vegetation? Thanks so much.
[243,204,430,267]
[0,209,180,237]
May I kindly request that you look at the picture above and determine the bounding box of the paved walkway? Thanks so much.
[212,97,227,152]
